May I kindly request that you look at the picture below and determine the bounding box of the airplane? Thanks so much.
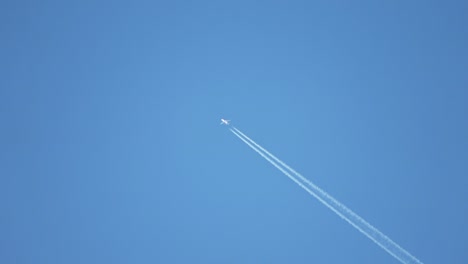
[220,118,230,125]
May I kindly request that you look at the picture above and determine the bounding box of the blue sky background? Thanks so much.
[2,1,468,263]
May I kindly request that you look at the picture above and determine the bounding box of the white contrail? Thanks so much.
[230,127,423,264]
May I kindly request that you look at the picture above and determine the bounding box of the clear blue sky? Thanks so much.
[2,1,468,263]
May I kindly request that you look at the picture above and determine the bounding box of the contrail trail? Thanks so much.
[230,127,423,264]
[232,128,422,263]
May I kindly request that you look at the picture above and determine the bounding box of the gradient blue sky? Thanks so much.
[2,1,468,263]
